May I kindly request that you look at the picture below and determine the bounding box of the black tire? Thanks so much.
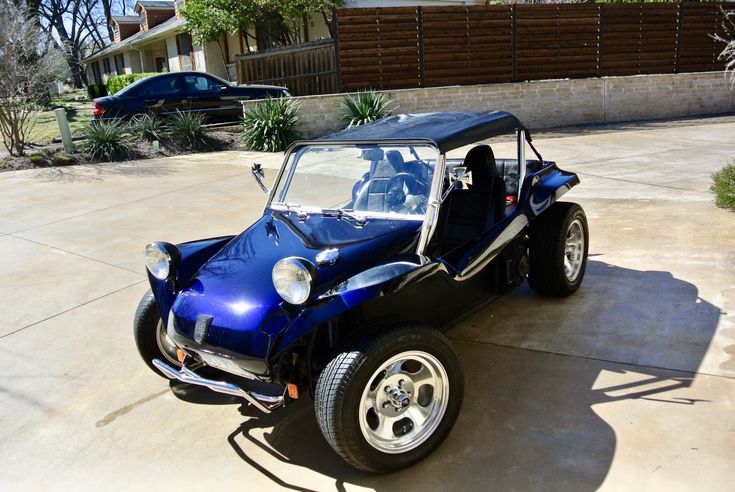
[528,201,589,297]
[314,325,464,473]
[133,289,181,376]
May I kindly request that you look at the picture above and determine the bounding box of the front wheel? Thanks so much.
[315,326,464,473]
[528,201,589,297]
[133,289,181,376]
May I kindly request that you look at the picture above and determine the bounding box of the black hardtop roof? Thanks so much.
[318,111,524,153]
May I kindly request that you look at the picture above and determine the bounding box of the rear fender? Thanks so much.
[148,235,235,325]
[522,164,579,218]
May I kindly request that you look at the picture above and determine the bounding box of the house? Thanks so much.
[84,0,485,87]
[84,0,333,85]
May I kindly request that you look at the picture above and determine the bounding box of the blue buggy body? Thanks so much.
[137,111,586,471]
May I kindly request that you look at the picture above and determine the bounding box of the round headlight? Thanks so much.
[144,242,178,281]
[272,257,313,305]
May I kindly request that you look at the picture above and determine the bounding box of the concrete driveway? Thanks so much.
[0,117,733,491]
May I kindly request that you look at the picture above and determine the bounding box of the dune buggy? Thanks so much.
[134,111,588,472]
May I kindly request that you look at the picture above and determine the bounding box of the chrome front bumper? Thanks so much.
[152,359,285,413]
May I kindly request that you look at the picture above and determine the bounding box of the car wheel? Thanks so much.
[133,289,181,376]
[528,201,589,297]
[314,325,464,472]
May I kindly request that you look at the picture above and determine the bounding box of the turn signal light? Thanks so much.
[287,383,299,399]
[176,348,186,363]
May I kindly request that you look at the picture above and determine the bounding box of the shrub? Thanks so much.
[87,84,108,99]
[712,162,735,210]
[29,152,46,164]
[131,113,167,143]
[341,91,393,129]
[168,110,208,150]
[81,120,131,161]
[242,97,300,152]
[53,153,74,166]
[106,73,157,95]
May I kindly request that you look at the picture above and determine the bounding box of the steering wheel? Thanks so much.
[386,173,427,213]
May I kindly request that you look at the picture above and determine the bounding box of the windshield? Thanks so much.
[271,144,438,219]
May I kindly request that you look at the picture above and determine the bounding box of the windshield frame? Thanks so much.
[266,140,444,221]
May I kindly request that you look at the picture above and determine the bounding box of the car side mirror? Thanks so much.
[252,163,269,193]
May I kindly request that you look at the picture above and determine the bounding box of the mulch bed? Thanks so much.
[0,129,244,173]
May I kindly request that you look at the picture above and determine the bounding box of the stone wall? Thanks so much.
[242,71,735,139]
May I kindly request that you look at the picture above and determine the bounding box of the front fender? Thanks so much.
[148,235,235,326]
[270,258,437,356]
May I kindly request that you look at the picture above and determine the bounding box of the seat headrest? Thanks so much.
[463,145,498,190]
[386,150,405,170]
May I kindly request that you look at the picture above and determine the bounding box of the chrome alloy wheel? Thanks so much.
[358,351,449,454]
[155,319,180,366]
[564,218,585,282]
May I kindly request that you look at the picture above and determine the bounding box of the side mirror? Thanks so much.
[252,163,269,193]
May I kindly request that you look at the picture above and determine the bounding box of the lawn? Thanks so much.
[31,90,93,145]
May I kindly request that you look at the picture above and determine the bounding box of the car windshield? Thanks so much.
[271,144,438,219]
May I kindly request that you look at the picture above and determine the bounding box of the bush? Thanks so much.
[87,84,108,99]
[242,97,300,152]
[168,110,208,150]
[712,162,735,210]
[81,120,131,161]
[106,73,157,95]
[132,113,167,143]
[29,152,46,164]
[341,91,393,129]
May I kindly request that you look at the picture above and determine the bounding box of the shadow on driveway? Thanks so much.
[170,260,720,491]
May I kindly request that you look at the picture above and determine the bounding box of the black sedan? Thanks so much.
[92,71,290,124]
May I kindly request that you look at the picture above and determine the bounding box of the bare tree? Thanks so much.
[0,1,68,156]
[716,9,735,84]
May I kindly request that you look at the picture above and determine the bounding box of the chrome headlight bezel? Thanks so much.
[144,242,180,281]
[272,257,314,305]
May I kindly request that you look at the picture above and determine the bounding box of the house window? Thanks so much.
[103,57,111,74]
[155,57,167,72]
[256,15,286,51]
[114,54,125,74]
[176,33,195,71]
[91,61,102,84]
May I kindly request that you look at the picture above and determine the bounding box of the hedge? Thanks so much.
[106,73,158,95]
[87,84,108,99]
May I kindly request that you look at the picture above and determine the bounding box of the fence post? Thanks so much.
[418,6,425,88]
[54,108,75,154]
[674,3,682,73]
[333,8,342,93]
[598,3,604,78]
[511,4,517,82]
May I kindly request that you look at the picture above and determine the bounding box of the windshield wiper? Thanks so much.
[321,208,367,227]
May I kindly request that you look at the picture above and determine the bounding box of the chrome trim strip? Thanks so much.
[152,359,284,414]
[416,153,447,255]
[456,214,529,281]
[517,129,526,199]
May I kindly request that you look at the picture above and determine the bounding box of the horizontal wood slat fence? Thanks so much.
[235,40,337,96]
[336,2,732,92]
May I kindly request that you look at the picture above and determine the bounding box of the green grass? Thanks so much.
[712,162,735,210]
[30,90,93,145]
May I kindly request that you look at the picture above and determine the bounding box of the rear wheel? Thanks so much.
[133,289,181,376]
[315,326,463,472]
[528,202,589,297]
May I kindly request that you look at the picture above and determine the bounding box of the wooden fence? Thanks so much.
[235,40,337,96]
[336,3,733,92]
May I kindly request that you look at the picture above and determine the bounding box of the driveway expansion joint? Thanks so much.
[8,234,145,276]
[0,279,146,340]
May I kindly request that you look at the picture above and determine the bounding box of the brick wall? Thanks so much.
[242,71,735,139]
